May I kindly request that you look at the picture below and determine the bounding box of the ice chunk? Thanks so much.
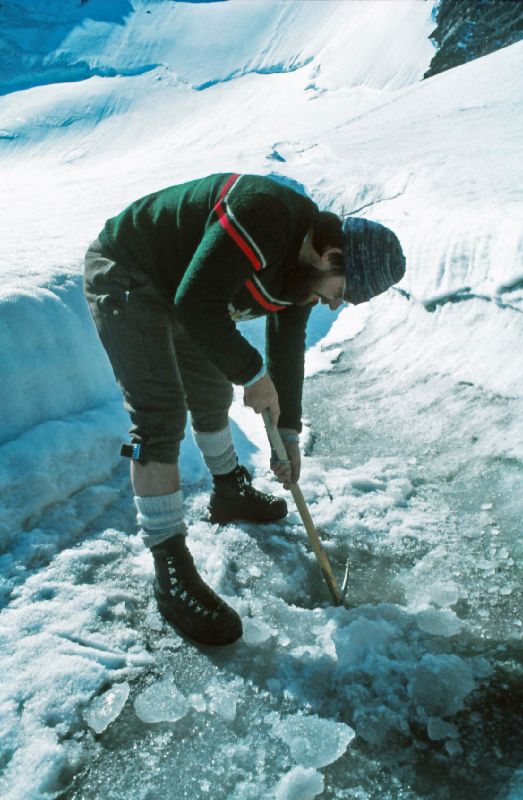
[273,766,324,800]
[242,618,275,646]
[351,707,407,746]
[145,606,164,632]
[207,685,237,722]
[428,582,459,608]
[387,477,413,505]
[445,739,464,757]
[271,713,355,768]
[416,609,462,636]
[427,716,459,741]
[349,476,386,492]
[188,693,207,713]
[134,673,189,724]
[478,558,495,570]
[84,682,130,734]
[409,654,475,716]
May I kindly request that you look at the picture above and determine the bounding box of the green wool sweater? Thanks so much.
[98,173,318,431]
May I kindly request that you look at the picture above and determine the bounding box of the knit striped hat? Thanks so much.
[342,217,406,305]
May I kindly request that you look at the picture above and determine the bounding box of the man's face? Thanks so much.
[300,245,345,309]
[311,273,346,310]
[287,240,346,307]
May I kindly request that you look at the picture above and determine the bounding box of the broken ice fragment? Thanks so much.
[349,476,386,492]
[409,654,475,716]
[134,673,189,723]
[429,582,459,608]
[207,685,237,722]
[478,558,495,570]
[242,618,275,646]
[271,713,355,768]
[145,606,164,632]
[416,609,463,636]
[445,739,464,757]
[273,766,324,800]
[427,716,459,741]
[189,693,207,713]
[84,682,130,734]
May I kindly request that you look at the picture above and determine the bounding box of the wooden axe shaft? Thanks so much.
[261,409,341,605]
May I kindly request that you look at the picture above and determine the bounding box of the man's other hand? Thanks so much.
[271,430,300,487]
[243,374,280,426]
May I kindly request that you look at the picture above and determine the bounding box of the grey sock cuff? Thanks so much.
[193,425,238,476]
[134,491,183,529]
[133,491,186,548]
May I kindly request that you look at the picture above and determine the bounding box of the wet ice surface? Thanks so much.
[32,301,516,800]
[1,306,521,799]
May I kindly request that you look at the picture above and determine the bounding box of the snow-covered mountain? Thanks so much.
[0,2,522,799]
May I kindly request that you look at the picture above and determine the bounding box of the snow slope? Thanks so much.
[0,1,522,799]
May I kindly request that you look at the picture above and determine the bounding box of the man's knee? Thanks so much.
[189,383,233,433]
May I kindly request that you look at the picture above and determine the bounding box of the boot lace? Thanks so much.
[165,555,225,620]
[235,465,281,505]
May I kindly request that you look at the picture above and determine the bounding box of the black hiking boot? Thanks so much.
[151,534,242,646]
[209,464,287,524]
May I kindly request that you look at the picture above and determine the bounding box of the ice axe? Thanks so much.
[262,409,349,607]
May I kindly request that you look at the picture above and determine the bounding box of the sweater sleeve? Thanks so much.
[265,303,313,432]
[174,192,291,385]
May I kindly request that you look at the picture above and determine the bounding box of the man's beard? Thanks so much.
[283,252,344,305]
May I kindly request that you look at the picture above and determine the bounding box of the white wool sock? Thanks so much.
[193,424,237,476]
[133,490,186,549]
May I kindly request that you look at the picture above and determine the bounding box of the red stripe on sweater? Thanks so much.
[214,174,262,271]
[245,279,286,312]
[215,207,262,270]
[218,173,238,201]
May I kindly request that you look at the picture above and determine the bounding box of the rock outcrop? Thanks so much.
[425,0,523,79]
